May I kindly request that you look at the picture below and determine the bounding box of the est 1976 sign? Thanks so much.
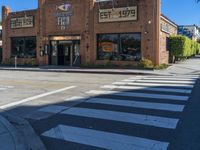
[99,6,137,23]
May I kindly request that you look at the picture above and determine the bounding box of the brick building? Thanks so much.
[2,0,177,67]
[160,14,177,64]
[0,25,2,62]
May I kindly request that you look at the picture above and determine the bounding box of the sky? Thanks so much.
[0,0,200,25]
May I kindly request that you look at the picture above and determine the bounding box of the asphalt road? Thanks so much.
[0,70,199,150]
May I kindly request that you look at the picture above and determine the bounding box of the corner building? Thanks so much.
[2,0,176,66]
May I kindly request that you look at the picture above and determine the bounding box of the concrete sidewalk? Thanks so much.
[1,56,200,76]
[0,65,172,76]
[0,67,164,75]
[155,55,200,75]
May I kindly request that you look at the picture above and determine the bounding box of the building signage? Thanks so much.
[55,3,72,30]
[10,16,34,29]
[161,23,170,34]
[49,36,81,41]
[100,42,115,52]
[99,6,137,23]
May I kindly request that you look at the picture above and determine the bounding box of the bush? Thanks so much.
[138,59,154,69]
[169,35,200,60]
[154,64,169,70]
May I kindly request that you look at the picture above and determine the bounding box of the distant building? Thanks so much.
[0,25,2,63]
[0,26,2,47]
[178,25,200,41]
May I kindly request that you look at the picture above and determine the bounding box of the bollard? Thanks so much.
[15,56,17,68]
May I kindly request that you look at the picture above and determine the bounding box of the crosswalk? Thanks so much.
[0,85,14,91]
[29,75,199,150]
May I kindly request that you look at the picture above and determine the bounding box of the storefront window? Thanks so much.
[97,33,141,61]
[11,37,36,58]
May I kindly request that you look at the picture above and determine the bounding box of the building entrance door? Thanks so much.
[57,43,71,66]
[49,40,80,66]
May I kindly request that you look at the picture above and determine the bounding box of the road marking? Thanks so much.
[113,82,194,88]
[64,96,87,101]
[86,98,185,112]
[129,77,196,81]
[102,85,192,94]
[0,88,7,91]
[125,79,195,85]
[61,107,179,129]
[42,125,169,150]
[0,86,76,109]
[135,75,199,79]
[86,90,189,101]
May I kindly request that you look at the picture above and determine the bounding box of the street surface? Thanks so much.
[0,70,199,150]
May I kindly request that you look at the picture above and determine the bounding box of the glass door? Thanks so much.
[50,41,58,65]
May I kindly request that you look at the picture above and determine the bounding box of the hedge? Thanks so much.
[169,35,200,59]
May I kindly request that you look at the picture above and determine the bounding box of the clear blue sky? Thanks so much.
[0,0,200,25]
[162,0,200,25]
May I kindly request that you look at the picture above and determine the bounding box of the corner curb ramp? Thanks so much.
[3,114,47,150]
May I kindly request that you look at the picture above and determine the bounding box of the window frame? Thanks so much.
[11,36,37,58]
[96,32,141,61]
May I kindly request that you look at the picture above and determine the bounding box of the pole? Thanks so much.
[15,56,17,69]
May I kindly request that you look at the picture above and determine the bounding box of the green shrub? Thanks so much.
[169,35,200,59]
[138,59,154,69]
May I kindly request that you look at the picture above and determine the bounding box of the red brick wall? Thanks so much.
[160,16,177,64]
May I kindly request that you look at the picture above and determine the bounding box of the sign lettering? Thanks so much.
[99,6,137,23]
[11,16,34,29]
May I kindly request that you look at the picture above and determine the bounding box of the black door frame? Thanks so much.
[49,40,80,66]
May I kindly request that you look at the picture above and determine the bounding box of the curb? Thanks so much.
[0,68,170,76]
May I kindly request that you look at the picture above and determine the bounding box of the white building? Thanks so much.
[178,25,200,41]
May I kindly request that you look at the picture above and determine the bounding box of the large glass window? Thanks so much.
[11,37,36,58]
[97,33,141,61]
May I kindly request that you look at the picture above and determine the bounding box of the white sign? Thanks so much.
[56,3,72,30]
[10,16,34,29]
[99,6,137,23]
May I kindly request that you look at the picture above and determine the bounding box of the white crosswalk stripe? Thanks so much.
[135,75,199,79]
[0,88,7,91]
[123,79,195,84]
[42,125,169,150]
[113,82,194,88]
[86,90,189,101]
[86,98,185,112]
[102,85,192,94]
[130,77,197,81]
[37,105,179,129]
[61,107,179,129]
